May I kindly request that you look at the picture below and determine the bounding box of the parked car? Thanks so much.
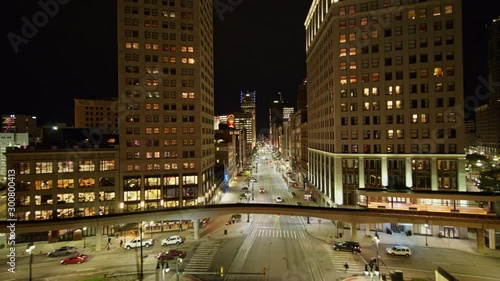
[47,246,77,257]
[332,241,361,253]
[275,196,283,203]
[386,245,412,257]
[125,238,154,249]
[156,249,186,260]
[161,235,183,246]
[60,253,88,265]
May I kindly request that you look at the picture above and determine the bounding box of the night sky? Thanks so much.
[1,1,499,131]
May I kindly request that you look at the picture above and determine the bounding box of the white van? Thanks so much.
[386,245,412,257]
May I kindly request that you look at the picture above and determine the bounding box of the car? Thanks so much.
[259,187,266,193]
[386,245,412,257]
[161,235,183,246]
[60,253,88,265]
[251,178,258,182]
[47,246,77,257]
[275,196,283,203]
[332,241,361,253]
[156,249,186,260]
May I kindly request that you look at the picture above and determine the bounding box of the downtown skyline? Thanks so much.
[2,0,500,131]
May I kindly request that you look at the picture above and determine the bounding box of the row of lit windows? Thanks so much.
[338,2,452,16]
[126,90,191,99]
[340,44,454,60]
[126,139,195,147]
[18,161,115,175]
[339,143,457,154]
[125,163,195,171]
[341,159,456,171]
[340,128,457,140]
[338,112,456,126]
[125,103,194,112]
[17,192,115,206]
[124,175,197,188]
[339,69,454,85]
[341,17,453,31]
[341,99,457,111]
[126,150,195,160]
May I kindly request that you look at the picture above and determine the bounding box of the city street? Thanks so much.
[1,147,500,281]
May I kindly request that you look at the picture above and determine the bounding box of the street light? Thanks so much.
[425,224,429,246]
[26,244,36,281]
[82,227,87,248]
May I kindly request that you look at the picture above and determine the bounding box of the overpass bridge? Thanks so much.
[2,204,499,252]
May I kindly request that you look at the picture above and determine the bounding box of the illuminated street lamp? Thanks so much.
[26,244,36,281]
[82,227,87,248]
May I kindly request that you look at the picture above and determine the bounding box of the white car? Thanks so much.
[386,245,412,257]
[161,235,183,246]
[275,196,283,203]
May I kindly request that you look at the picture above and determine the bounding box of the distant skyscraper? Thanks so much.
[475,17,500,157]
[240,90,256,148]
[117,0,215,210]
[305,0,465,206]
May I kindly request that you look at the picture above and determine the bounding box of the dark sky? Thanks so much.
[1,1,499,130]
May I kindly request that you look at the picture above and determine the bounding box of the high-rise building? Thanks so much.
[240,90,257,148]
[305,0,465,206]
[475,17,500,157]
[117,0,215,211]
[74,98,119,134]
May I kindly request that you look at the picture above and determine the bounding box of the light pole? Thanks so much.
[150,220,154,238]
[251,181,255,201]
[374,236,380,273]
[26,244,35,281]
[425,224,429,246]
[82,227,87,248]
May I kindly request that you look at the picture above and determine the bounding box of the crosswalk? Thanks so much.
[326,245,362,273]
[256,228,307,239]
[182,240,221,272]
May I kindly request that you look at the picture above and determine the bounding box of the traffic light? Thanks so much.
[220,266,224,277]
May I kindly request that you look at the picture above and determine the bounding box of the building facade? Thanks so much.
[240,90,257,149]
[74,98,119,134]
[475,17,500,158]
[7,146,119,221]
[305,0,466,206]
[117,0,215,211]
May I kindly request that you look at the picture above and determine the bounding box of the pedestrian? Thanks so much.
[108,237,111,245]
[344,263,349,272]
[107,242,111,250]
[120,239,123,248]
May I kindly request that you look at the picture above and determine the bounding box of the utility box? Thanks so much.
[390,270,403,281]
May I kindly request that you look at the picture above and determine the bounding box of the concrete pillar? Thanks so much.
[351,223,358,242]
[405,157,413,188]
[431,157,438,191]
[359,157,365,189]
[365,224,370,236]
[457,157,466,191]
[476,228,486,254]
[95,225,102,252]
[334,156,343,205]
[487,229,496,250]
[381,157,388,187]
[193,219,200,240]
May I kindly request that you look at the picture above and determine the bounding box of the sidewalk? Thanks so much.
[301,216,500,280]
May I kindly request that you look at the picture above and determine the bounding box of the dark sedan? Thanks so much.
[47,246,77,257]
[156,249,186,260]
[332,241,361,253]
